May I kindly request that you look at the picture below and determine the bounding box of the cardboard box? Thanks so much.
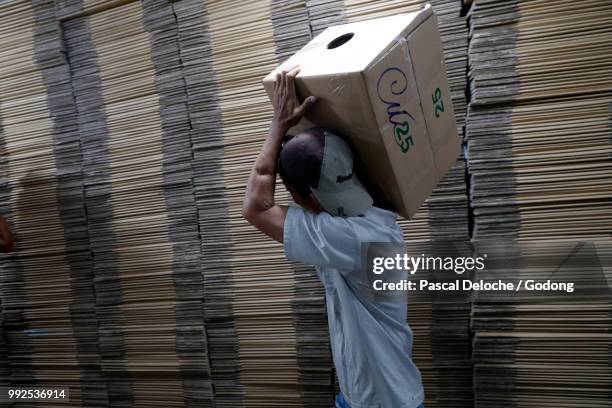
[263,4,460,218]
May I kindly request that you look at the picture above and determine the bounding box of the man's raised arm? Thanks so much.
[242,67,316,243]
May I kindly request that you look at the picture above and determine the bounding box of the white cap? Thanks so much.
[310,130,373,217]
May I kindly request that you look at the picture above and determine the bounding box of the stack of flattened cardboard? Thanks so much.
[64,0,213,406]
[423,5,473,403]
[471,240,612,407]
[467,0,612,240]
[172,0,333,406]
[467,0,612,406]
[0,0,106,405]
[0,300,9,389]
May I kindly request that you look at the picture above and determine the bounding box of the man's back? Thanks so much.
[284,205,424,408]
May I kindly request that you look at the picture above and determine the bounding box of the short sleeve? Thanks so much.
[284,206,361,271]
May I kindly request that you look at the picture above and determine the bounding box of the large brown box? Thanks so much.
[263,5,460,218]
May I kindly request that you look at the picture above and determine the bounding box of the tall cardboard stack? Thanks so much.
[171,0,334,406]
[467,0,612,406]
[0,300,9,389]
[0,0,107,405]
[64,0,215,405]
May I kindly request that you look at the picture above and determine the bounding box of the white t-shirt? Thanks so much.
[284,205,424,408]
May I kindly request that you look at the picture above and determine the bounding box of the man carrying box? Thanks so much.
[243,67,425,408]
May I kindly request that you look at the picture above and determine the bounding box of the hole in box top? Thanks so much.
[327,33,354,49]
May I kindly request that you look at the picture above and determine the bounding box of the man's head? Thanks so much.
[278,127,373,217]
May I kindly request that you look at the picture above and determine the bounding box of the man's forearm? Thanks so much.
[252,121,286,178]
[241,67,313,242]
[243,121,287,215]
